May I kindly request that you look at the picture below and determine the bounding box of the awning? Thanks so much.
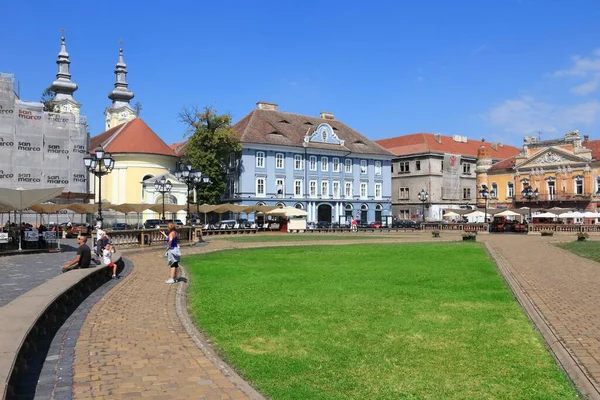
[0,187,65,211]
[111,203,152,214]
[28,203,71,214]
[443,211,461,218]
[266,206,308,217]
[495,209,522,217]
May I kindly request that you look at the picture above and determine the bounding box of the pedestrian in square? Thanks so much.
[161,222,180,284]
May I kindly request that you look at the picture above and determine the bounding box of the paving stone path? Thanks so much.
[484,235,600,399]
[0,239,79,307]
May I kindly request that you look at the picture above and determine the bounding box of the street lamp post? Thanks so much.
[83,146,115,227]
[174,159,209,225]
[479,184,489,230]
[154,176,173,221]
[521,186,539,223]
[417,189,429,222]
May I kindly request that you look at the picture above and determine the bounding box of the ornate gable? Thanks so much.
[304,123,345,146]
[515,147,591,170]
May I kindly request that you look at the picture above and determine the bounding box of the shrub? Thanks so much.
[432,231,440,238]
[577,232,589,241]
[540,231,554,237]
[462,232,477,241]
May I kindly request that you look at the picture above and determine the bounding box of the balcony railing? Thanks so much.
[518,193,592,202]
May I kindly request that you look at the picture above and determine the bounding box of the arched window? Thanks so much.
[360,203,368,222]
[155,194,177,205]
[375,204,382,223]
[275,202,285,208]
[294,203,304,209]
[256,201,266,206]
[141,174,154,201]
[345,203,353,218]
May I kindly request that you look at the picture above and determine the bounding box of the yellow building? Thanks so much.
[476,131,600,211]
[89,48,186,227]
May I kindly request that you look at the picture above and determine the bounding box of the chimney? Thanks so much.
[320,111,334,120]
[498,142,503,147]
[433,133,442,143]
[584,134,589,142]
[256,101,278,111]
[491,143,498,151]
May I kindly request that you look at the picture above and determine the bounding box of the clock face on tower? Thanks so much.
[120,111,129,118]
[61,104,70,112]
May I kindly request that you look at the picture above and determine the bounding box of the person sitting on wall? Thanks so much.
[62,235,92,272]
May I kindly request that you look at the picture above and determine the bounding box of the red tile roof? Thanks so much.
[489,156,518,171]
[91,118,176,157]
[584,138,600,160]
[375,133,520,160]
[169,141,187,156]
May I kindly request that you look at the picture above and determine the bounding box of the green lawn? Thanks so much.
[557,240,600,263]
[186,243,578,400]
[207,234,409,243]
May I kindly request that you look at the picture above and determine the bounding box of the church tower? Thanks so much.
[49,35,80,117]
[104,46,136,130]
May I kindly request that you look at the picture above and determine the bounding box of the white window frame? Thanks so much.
[462,187,471,200]
[399,161,410,173]
[309,156,317,171]
[374,161,381,175]
[360,182,368,199]
[309,180,317,198]
[321,156,328,172]
[256,177,265,196]
[333,181,340,199]
[345,182,353,198]
[321,181,329,198]
[462,163,471,174]
[256,151,265,168]
[275,153,284,169]
[294,155,304,170]
[333,158,340,172]
[345,159,352,173]
[294,179,303,197]
[276,178,285,196]
[375,182,382,199]
[507,182,514,198]
[399,187,410,200]
[575,176,584,195]
[360,160,367,174]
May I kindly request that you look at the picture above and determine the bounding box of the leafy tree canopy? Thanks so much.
[41,87,58,112]
[180,106,241,205]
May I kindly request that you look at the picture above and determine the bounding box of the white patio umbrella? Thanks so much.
[0,187,65,211]
[534,212,557,218]
[495,210,521,217]
[464,210,485,218]
[443,211,461,218]
[583,211,600,218]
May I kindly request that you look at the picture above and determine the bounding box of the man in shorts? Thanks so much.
[62,235,92,272]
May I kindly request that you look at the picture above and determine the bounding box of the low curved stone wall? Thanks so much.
[0,252,124,400]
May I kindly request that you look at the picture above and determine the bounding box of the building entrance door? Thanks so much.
[318,204,332,223]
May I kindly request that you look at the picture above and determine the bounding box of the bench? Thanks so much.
[0,251,122,398]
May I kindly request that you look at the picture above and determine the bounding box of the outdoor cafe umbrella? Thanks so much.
[111,203,152,228]
[443,211,461,218]
[0,187,65,212]
[495,209,522,217]
[534,212,557,219]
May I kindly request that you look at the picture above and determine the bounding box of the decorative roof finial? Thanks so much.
[108,42,134,106]
[49,32,78,102]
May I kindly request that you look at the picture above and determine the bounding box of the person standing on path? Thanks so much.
[62,235,92,272]
[161,222,181,284]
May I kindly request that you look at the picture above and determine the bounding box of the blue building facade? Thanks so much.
[224,102,394,224]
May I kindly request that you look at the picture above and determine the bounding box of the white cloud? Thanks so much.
[552,48,600,95]
[485,95,600,136]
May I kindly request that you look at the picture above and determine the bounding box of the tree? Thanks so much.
[41,87,58,112]
[179,106,241,205]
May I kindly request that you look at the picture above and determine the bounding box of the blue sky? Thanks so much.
[2,0,600,147]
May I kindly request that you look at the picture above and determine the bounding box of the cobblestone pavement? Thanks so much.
[32,259,134,400]
[0,239,79,307]
[484,235,600,399]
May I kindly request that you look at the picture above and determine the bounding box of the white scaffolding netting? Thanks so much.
[0,72,88,193]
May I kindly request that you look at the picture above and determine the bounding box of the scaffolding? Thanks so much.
[0,72,88,194]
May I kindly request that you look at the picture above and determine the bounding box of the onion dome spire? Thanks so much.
[49,35,78,102]
[108,46,135,106]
